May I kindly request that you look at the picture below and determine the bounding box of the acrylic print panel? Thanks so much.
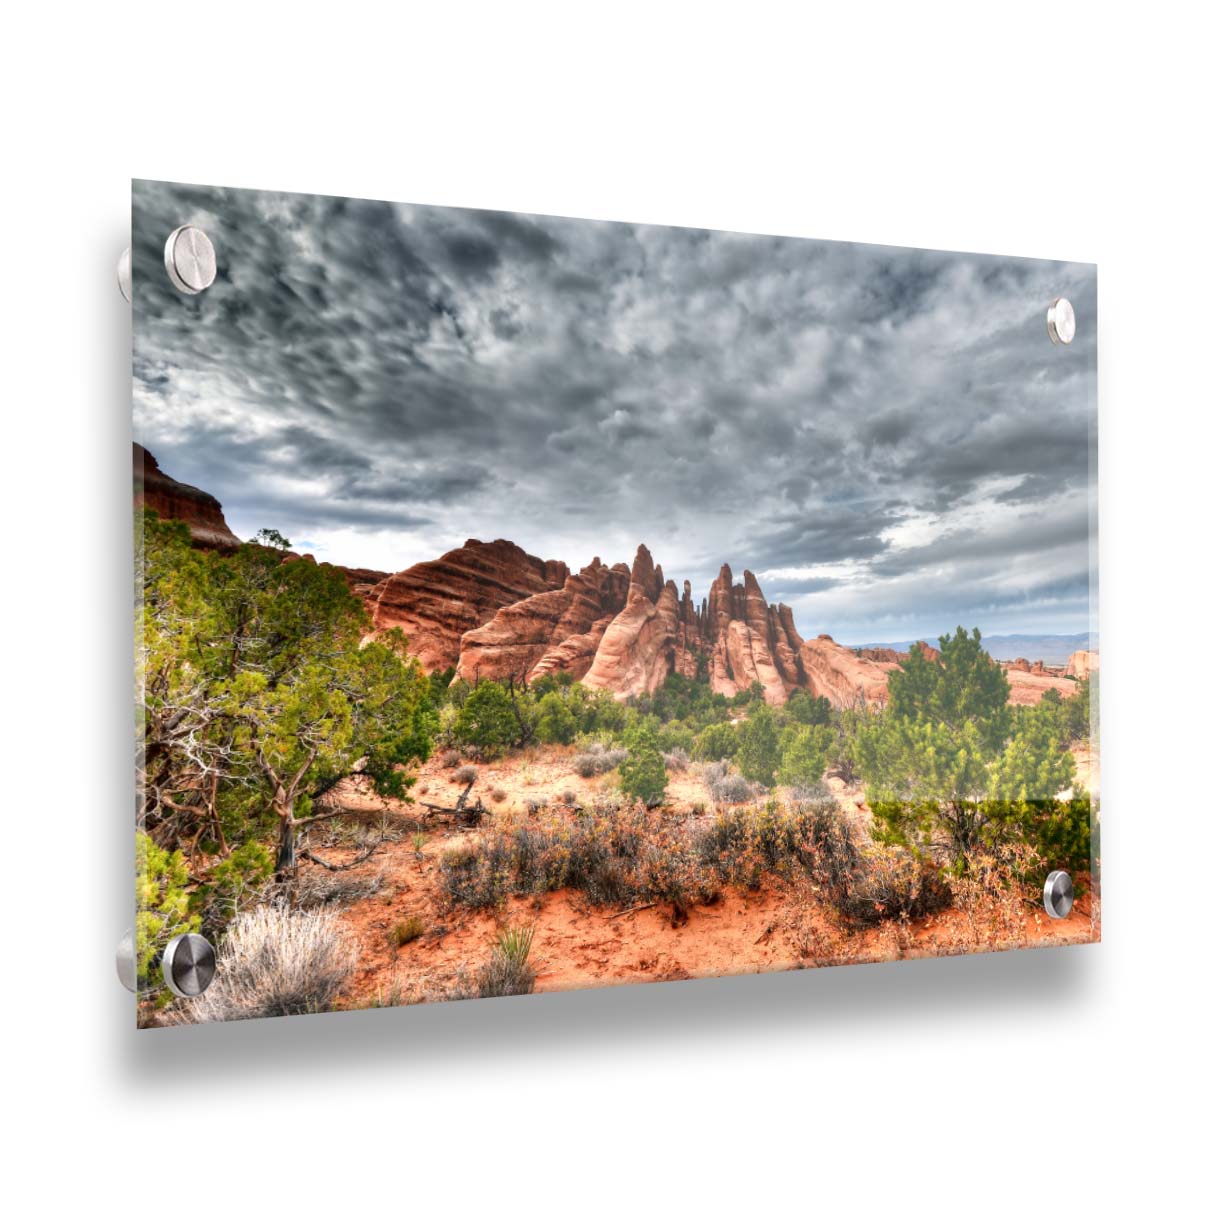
[131,180,1099,1027]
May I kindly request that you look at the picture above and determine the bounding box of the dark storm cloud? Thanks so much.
[132,180,1096,641]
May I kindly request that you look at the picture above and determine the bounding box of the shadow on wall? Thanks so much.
[116,937,1097,1088]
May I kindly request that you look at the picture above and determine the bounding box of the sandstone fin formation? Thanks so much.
[137,450,1086,709]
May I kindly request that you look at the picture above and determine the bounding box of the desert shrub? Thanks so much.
[525,797,544,816]
[664,748,691,772]
[476,925,537,997]
[574,753,600,778]
[490,786,508,803]
[574,743,627,777]
[135,831,199,993]
[694,722,739,762]
[559,789,576,806]
[735,704,782,787]
[619,722,668,806]
[702,759,762,805]
[452,764,479,784]
[696,794,841,888]
[947,846,1039,948]
[389,915,426,948]
[438,748,461,769]
[181,905,355,1022]
[821,844,950,928]
[440,842,509,909]
[441,796,841,916]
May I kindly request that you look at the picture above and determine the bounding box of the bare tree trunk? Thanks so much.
[274,789,296,879]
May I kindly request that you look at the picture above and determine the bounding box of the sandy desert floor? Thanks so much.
[302,745,1099,1012]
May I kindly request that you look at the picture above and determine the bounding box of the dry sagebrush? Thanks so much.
[180,905,356,1023]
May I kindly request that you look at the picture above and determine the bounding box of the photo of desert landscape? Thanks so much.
[132,181,1098,1026]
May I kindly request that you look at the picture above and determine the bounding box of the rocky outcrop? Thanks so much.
[1002,668,1079,705]
[134,444,241,550]
[455,558,631,684]
[1066,649,1099,681]
[335,565,391,600]
[582,546,683,700]
[799,635,897,706]
[857,641,939,665]
[367,539,569,675]
[704,566,793,704]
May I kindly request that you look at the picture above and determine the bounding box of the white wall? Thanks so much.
[4,3,1218,1218]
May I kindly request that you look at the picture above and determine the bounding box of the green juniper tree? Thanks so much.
[855,627,1075,862]
[619,720,668,806]
[454,680,522,755]
[735,704,782,787]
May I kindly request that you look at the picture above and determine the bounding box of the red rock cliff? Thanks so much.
[134,444,241,550]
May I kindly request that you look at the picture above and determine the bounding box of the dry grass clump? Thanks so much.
[181,905,355,1023]
[388,914,426,948]
[664,748,690,772]
[490,786,508,803]
[438,748,462,769]
[365,926,537,1006]
[452,764,479,784]
[702,759,763,805]
[574,743,628,778]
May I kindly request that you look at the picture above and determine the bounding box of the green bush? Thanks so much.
[136,831,199,992]
[535,691,578,745]
[190,840,274,930]
[619,722,668,806]
[777,725,833,788]
[735,705,781,787]
[694,722,739,762]
[454,680,522,755]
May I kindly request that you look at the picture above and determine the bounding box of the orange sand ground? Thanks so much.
[311,745,1099,1011]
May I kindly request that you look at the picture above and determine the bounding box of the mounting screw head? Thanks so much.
[161,933,217,998]
[117,247,132,302]
[164,225,217,295]
[1043,869,1075,919]
[1046,297,1076,345]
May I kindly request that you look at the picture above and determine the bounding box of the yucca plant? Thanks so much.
[478,924,536,997]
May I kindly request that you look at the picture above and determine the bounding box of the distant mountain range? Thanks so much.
[852,633,1093,666]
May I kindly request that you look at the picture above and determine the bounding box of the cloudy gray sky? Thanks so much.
[132,180,1097,644]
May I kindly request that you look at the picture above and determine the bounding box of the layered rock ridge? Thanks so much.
[134,444,241,550]
[367,539,570,675]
